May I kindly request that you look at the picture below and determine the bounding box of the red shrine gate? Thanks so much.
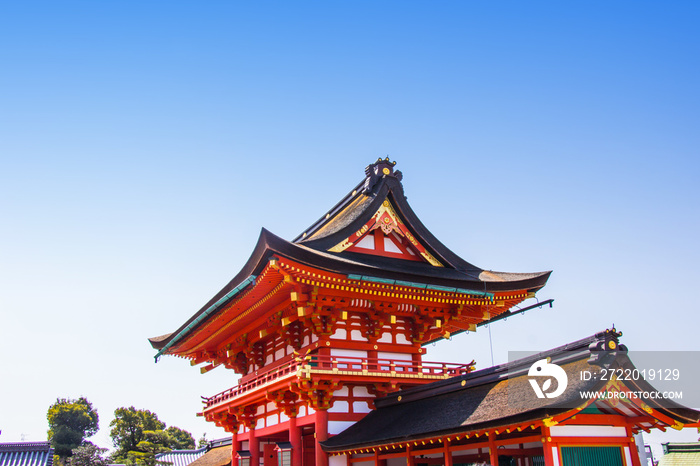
[151,159,551,466]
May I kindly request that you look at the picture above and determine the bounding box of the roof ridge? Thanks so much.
[0,442,52,449]
[292,178,366,243]
[375,328,624,407]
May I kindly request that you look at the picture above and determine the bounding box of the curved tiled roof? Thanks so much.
[0,442,53,466]
[659,443,700,466]
[154,448,207,466]
[321,329,700,452]
[186,446,230,466]
[150,159,551,355]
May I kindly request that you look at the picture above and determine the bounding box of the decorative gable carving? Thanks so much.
[328,199,443,267]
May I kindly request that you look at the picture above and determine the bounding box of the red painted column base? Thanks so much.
[315,410,329,466]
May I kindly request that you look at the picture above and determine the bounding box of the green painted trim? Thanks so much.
[561,446,623,466]
[154,275,257,361]
[395,280,427,289]
[347,274,493,298]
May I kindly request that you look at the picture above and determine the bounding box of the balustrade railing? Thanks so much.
[202,355,472,409]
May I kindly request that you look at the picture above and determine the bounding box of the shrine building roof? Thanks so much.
[150,159,551,355]
[0,442,54,466]
[321,328,700,453]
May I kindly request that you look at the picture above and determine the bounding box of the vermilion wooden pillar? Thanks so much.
[249,428,259,466]
[231,431,240,466]
[315,409,329,466]
[443,441,453,466]
[542,428,555,466]
[626,427,642,466]
[406,445,415,466]
[543,446,556,466]
[489,436,498,466]
[289,416,302,466]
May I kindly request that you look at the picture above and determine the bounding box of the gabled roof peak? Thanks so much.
[362,157,403,194]
[294,158,481,271]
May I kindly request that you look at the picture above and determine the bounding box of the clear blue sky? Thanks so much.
[1,1,698,460]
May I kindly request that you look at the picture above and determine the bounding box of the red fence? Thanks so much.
[203,355,472,409]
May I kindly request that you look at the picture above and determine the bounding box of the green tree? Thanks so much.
[165,426,195,450]
[109,407,196,465]
[128,431,172,466]
[70,443,108,466]
[109,407,165,462]
[47,397,99,461]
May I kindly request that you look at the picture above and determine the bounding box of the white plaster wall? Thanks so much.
[350,330,367,341]
[353,401,371,413]
[329,456,347,466]
[328,400,349,413]
[355,236,375,249]
[330,348,367,358]
[384,237,401,253]
[328,421,356,435]
[377,351,412,361]
[395,333,410,344]
[353,386,370,397]
[549,425,626,437]
[331,328,347,340]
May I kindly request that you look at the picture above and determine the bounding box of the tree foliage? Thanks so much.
[126,431,172,466]
[164,426,195,450]
[70,443,108,466]
[47,397,99,460]
[109,407,165,457]
[109,407,195,465]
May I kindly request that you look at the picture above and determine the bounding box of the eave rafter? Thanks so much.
[328,414,553,457]
[290,378,344,410]
[167,260,288,356]
[594,378,694,431]
[179,256,537,369]
[275,258,533,343]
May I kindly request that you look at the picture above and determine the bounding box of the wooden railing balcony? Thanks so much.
[202,355,473,409]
